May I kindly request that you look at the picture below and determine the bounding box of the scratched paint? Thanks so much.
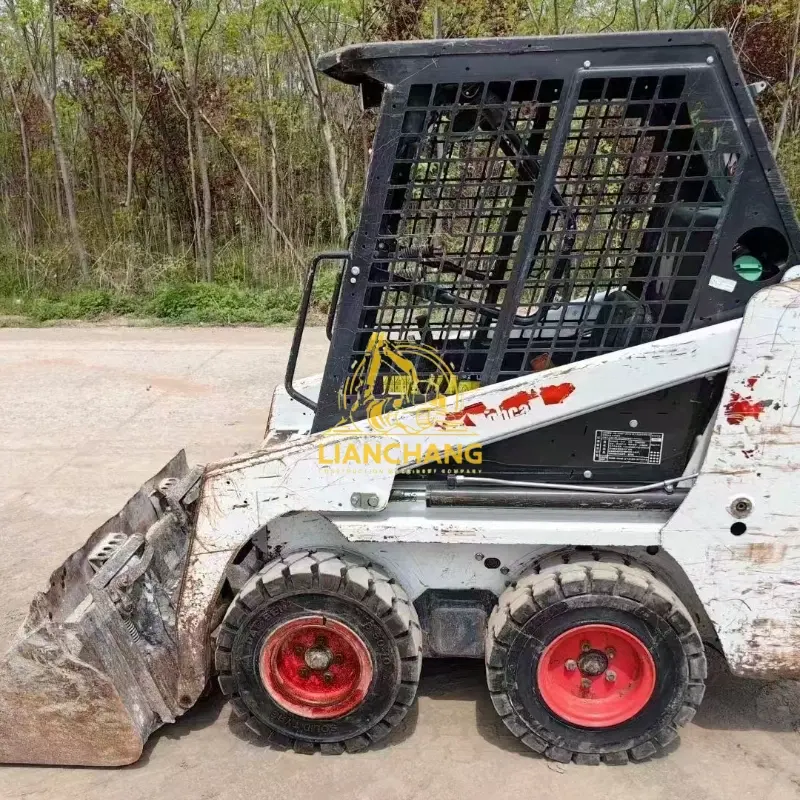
[725,391,767,425]
[442,385,574,426]
[663,280,800,680]
[499,390,538,414]
[444,385,575,427]
[441,381,575,427]
[540,383,576,405]
[444,401,493,427]
[494,383,575,416]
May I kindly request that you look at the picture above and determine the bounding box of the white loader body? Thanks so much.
[0,279,797,767]
[178,279,799,703]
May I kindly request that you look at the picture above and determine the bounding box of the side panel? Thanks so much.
[264,376,320,444]
[664,281,800,678]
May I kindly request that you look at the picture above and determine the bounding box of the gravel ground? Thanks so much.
[1,326,799,800]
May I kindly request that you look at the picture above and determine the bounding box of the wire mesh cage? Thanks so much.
[312,33,799,430]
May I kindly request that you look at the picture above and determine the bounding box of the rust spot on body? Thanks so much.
[743,542,787,565]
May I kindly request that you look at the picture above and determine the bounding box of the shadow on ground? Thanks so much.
[134,689,228,768]
[694,647,800,739]
[137,647,800,765]
[224,684,420,753]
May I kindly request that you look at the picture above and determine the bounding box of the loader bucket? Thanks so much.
[0,452,198,766]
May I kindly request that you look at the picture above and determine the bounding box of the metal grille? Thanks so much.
[345,70,740,404]
[498,73,740,380]
[307,33,800,433]
[357,78,563,383]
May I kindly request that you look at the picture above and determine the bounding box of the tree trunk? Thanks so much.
[193,107,214,281]
[89,130,109,239]
[173,0,218,280]
[773,0,800,155]
[46,0,88,278]
[320,116,348,242]
[185,113,204,273]
[161,152,174,255]
[266,54,279,253]
[433,3,442,37]
[47,98,89,279]
[282,11,348,242]
[6,77,34,251]
[631,0,641,31]
[125,68,137,208]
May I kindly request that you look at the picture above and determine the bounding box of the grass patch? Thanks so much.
[0,291,138,322]
[0,272,339,325]
[146,283,300,324]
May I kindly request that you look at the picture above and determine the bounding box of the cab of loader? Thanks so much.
[286,30,800,485]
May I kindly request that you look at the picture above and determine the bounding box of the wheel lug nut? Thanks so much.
[565,659,577,671]
[293,645,305,656]
[605,670,617,682]
[323,672,334,683]
[333,653,344,664]
[606,647,615,659]
[315,635,328,647]
[580,641,591,652]
[299,666,310,678]
[580,678,592,689]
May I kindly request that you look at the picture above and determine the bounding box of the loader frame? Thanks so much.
[176,289,788,709]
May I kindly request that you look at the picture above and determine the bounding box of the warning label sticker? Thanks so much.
[593,430,664,465]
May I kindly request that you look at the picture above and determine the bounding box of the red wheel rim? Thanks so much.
[536,623,656,728]
[259,616,373,719]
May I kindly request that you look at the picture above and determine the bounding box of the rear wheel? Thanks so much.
[216,551,422,753]
[485,556,706,764]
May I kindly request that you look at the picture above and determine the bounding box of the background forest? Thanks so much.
[0,0,798,323]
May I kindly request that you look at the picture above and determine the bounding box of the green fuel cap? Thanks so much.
[733,254,763,282]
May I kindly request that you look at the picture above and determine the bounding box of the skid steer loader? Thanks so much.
[2,29,800,768]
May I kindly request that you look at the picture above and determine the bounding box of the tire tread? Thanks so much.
[484,553,706,765]
[216,550,421,754]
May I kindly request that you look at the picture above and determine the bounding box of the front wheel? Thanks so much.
[485,556,707,765]
[216,551,422,753]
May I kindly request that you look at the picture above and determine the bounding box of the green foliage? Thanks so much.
[778,136,800,210]
[1,0,799,329]
[0,289,136,322]
[311,266,340,313]
[146,282,301,324]
[0,272,342,325]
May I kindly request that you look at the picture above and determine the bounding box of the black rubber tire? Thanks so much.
[216,550,422,754]
[485,554,707,765]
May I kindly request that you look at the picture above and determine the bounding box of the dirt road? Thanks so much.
[1,327,799,800]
